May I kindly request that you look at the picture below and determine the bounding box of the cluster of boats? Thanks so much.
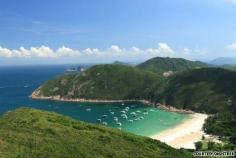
[95,104,153,127]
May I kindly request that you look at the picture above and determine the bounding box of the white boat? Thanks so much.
[102,115,108,118]
[143,112,148,115]
[102,122,108,126]
[86,108,91,111]
[114,117,118,122]
[130,112,136,115]
[110,112,115,115]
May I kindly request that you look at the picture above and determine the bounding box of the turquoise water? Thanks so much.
[0,65,189,137]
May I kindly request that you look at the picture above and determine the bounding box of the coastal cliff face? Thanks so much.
[0,108,191,158]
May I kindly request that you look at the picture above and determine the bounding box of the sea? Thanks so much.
[0,65,189,137]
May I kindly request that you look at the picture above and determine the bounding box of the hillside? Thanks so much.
[34,64,163,100]
[0,108,191,158]
[137,57,209,74]
[156,68,236,113]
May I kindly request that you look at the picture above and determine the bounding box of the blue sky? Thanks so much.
[1,0,236,65]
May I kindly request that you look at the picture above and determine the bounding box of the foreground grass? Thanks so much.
[0,108,191,158]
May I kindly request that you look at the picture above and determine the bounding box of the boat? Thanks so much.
[116,122,122,126]
[113,117,118,122]
[86,108,91,112]
[102,122,108,126]
[102,115,107,118]
[143,112,148,115]
[120,110,126,113]
[130,112,136,115]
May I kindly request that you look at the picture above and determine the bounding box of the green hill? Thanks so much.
[155,68,236,113]
[137,57,209,74]
[36,64,163,100]
[0,108,191,158]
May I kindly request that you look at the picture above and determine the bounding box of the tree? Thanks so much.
[195,141,203,150]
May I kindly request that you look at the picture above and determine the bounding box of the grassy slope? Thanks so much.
[137,57,209,74]
[0,108,191,158]
[39,64,163,100]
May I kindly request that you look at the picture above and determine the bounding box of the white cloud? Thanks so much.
[83,48,101,56]
[30,46,56,58]
[0,43,207,63]
[146,43,174,57]
[57,46,80,57]
[226,42,236,50]
[109,45,121,52]
[158,43,174,54]
[0,46,13,58]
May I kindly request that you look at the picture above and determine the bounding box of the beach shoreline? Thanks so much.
[151,113,208,149]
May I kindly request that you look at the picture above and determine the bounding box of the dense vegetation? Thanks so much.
[155,68,236,113]
[137,57,209,74]
[38,64,163,100]
[0,108,191,158]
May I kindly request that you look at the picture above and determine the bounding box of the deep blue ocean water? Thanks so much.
[0,65,188,136]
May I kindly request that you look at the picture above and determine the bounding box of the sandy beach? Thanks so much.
[151,113,208,149]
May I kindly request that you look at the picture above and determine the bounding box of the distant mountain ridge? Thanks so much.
[137,57,209,74]
[210,57,236,65]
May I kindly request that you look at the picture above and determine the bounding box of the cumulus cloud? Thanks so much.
[158,43,174,54]
[147,42,174,57]
[0,46,13,58]
[57,46,80,57]
[0,43,206,62]
[109,45,121,52]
